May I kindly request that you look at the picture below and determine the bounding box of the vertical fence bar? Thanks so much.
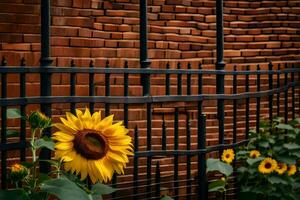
[198,114,207,200]
[177,63,182,95]
[166,62,170,95]
[89,61,95,113]
[174,62,182,200]
[277,64,280,116]
[186,113,192,200]
[233,66,237,143]
[20,58,26,161]
[174,107,179,200]
[198,63,203,114]
[256,65,261,134]
[162,116,167,151]
[155,162,161,199]
[187,62,191,95]
[140,0,152,196]
[40,0,53,173]
[105,60,110,116]
[291,64,295,119]
[284,63,288,123]
[197,62,205,200]
[70,60,76,114]
[245,65,250,139]
[123,61,129,127]
[133,126,139,200]
[216,0,225,152]
[1,57,7,188]
[146,102,152,199]
[268,62,273,122]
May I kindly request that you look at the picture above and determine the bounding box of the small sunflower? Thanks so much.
[258,158,277,174]
[249,150,261,158]
[52,108,133,183]
[287,165,297,176]
[221,149,235,164]
[275,163,287,175]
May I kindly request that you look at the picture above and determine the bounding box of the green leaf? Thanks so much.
[7,108,22,119]
[92,183,116,195]
[6,130,19,137]
[276,123,294,130]
[246,157,264,165]
[206,159,233,177]
[208,179,226,192]
[291,151,300,158]
[283,143,300,150]
[161,195,173,200]
[267,176,288,185]
[34,137,55,151]
[0,189,27,200]
[277,155,296,165]
[40,177,90,200]
[258,141,269,148]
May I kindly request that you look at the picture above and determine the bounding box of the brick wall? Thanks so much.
[0,0,300,198]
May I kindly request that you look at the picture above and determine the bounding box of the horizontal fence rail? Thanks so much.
[0,58,300,199]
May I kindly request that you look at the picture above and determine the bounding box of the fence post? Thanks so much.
[1,57,7,189]
[140,0,152,198]
[39,0,53,173]
[198,114,207,200]
[268,62,273,122]
[216,0,225,151]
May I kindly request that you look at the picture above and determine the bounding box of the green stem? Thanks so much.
[31,129,37,162]
[15,181,19,189]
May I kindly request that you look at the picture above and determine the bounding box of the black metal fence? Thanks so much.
[0,57,299,199]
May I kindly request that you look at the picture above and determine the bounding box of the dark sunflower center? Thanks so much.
[265,162,272,169]
[226,154,230,158]
[73,130,108,160]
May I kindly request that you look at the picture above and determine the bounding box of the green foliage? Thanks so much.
[207,159,233,177]
[7,108,22,119]
[236,117,300,200]
[161,195,174,200]
[33,137,55,151]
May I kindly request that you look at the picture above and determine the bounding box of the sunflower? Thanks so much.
[258,158,277,174]
[275,162,287,175]
[52,108,133,183]
[249,150,261,158]
[287,165,297,176]
[221,149,235,164]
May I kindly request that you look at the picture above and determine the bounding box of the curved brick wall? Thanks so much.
[0,0,300,67]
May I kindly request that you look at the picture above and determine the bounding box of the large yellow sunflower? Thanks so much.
[287,165,297,176]
[52,108,133,183]
[275,162,287,175]
[249,150,261,158]
[221,149,235,164]
[258,158,277,174]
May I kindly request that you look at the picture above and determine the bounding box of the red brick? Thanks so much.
[236,36,253,42]
[70,38,104,47]
[266,42,281,49]
[224,50,241,57]
[2,43,31,51]
[91,48,116,58]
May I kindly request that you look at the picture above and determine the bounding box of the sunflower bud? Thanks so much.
[10,164,29,182]
[28,111,51,130]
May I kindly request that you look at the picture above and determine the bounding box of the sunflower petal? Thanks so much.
[95,115,114,131]
[66,112,83,130]
[52,131,74,142]
[55,142,73,150]
[53,123,76,134]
